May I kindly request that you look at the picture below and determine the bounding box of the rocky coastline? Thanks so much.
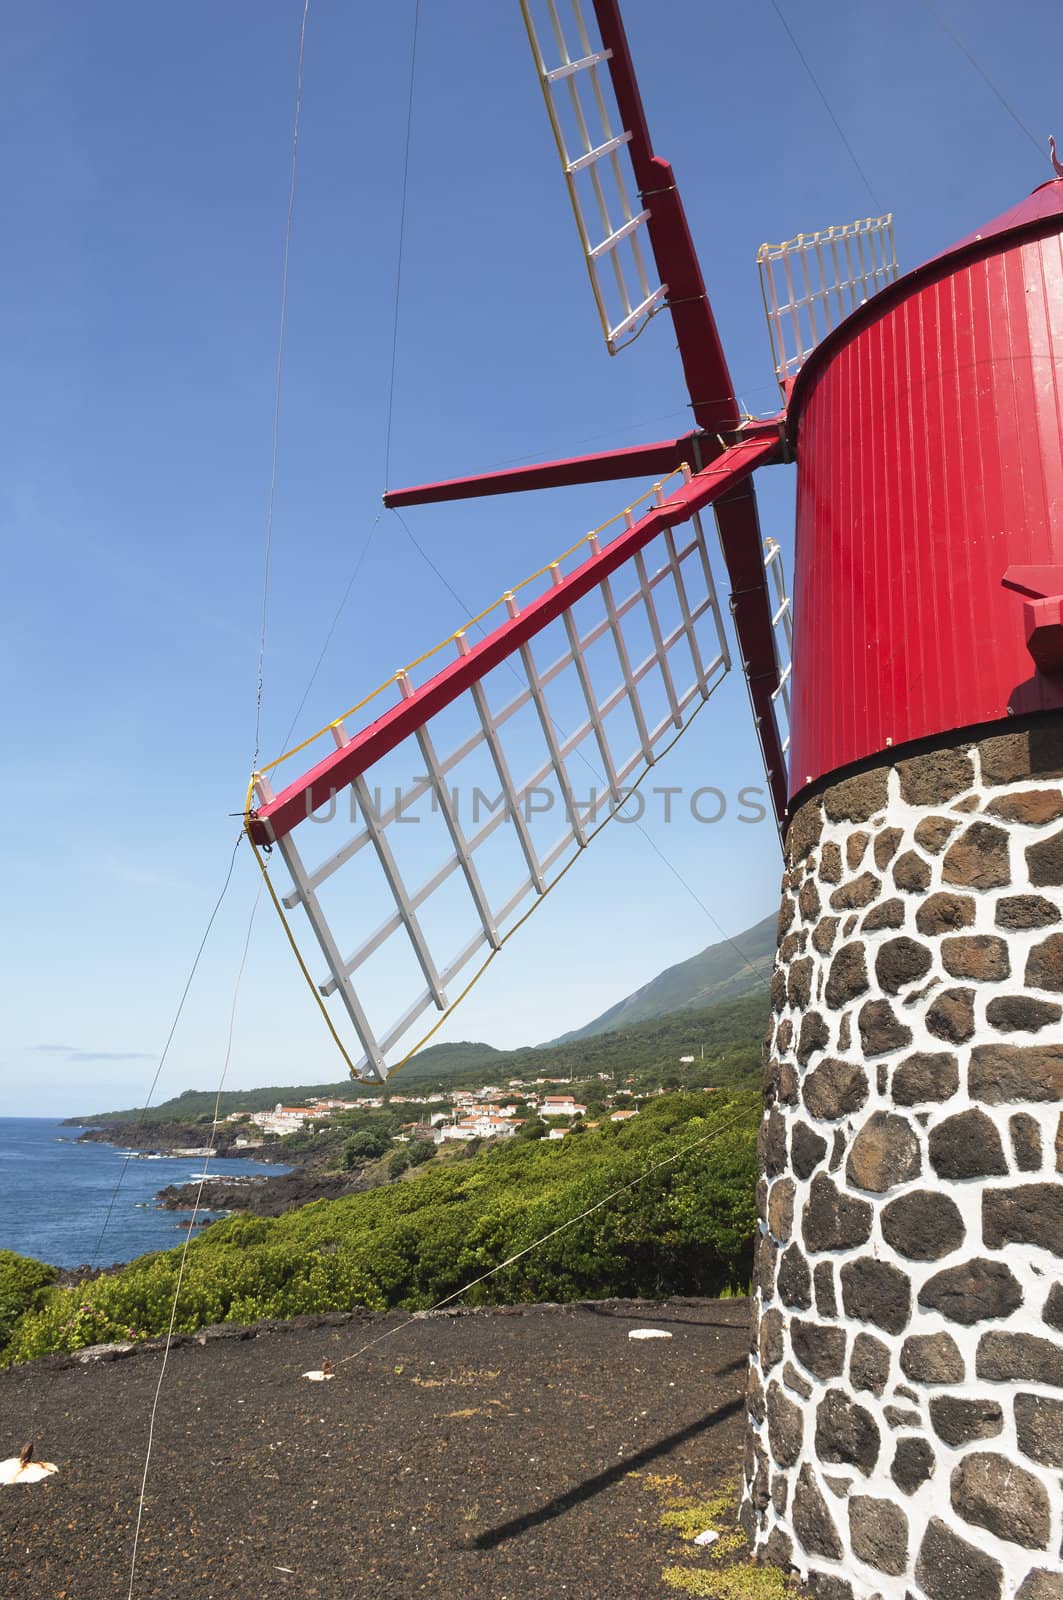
[68,1120,292,1163]
[153,1167,376,1218]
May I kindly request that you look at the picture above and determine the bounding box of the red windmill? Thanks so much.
[246,0,1063,1086]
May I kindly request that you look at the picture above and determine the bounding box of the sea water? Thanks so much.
[0,1118,288,1268]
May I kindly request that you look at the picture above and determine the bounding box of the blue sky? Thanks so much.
[3,0,1059,1114]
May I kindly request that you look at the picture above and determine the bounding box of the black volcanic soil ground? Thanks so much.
[0,1298,750,1600]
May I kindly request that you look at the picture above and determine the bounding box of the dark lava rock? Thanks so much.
[882,1190,965,1260]
[874,826,904,867]
[883,1405,921,1428]
[786,799,823,866]
[891,1435,936,1495]
[818,842,843,884]
[849,1331,890,1396]
[759,1108,788,1176]
[969,1043,1063,1104]
[1010,1113,1044,1171]
[783,1361,812,1399]
[987,994,1062,1032]
[829,872,882,911]
[950,1451,1051,1551]
[841,1258,912,1336]
[813,1262,837,1319]
[929,1396,1004,1447]
[824,944,870,1009]
[916,892,976,936]
[915,814,959,854]
[792,1465,844,1559]
[1016,1572,1063,1600]
[1026,828,1063,888]
[942,821,1012,891]
[1014,1391,1063,1467]
[797,1011,831,1066]
[812,916,840,955]
[983,1183,1063,1257]
[863,897,905,931]
[759,1307,784,1371]
[766,1379,803,1467]
[804,1573,852,1600]
[858,998,913,1055]
[802,1175,873,1253]
[915,1517,1004,1600]
[996,894,1061,930]
[1043,1282,1063,1333]
[928,1108,1008,1179]
[814,1387,880,1474]
[900,1331,964,1385]
[823,769,889,825]
[846,1111,921,1193]
[754,1232,778,1302]
[892,851,932,893]
[799,877,822,921]
[790,1318,847,1381]
[791,1121,828,1181]
[1026,931,1063,991]
[941,935,1011,982]
[848,1494,909,1575]
[747,1366,765,1424]
[987,788,1063,825]
[926,987,976,1043]
[759,1524,793,1569]
[899,747,974,805]
[893,1051,959,1104]
[976,1330,1063,1387]
[777,1244,813,1310]
[803,1057,868,1120]
[919,1258,1023,1325]
[979,722,1063,785]
[767,1178,796,1242]
[788,956,815,1009]
[876,936,933,993]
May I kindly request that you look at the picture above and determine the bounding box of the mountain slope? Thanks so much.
[548,911,777,1044]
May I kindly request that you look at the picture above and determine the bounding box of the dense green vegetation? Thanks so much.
[4,1091,758,1366]
[72,992,768,1124]
[0,1251,58,1351]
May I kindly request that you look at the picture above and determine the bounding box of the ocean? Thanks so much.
[0,1118,288,1268]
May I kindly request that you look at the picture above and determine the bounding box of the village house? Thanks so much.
[540,1096,587,1118]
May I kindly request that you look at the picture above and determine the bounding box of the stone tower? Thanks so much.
[742,712,1063,1600]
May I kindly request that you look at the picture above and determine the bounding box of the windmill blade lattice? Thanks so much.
[248,436,781,1080]
[520,0,665,353]
[757,215,898,386]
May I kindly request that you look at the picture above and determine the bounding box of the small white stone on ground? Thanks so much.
[693,1530,719,1547]
[627,1329,672,1341]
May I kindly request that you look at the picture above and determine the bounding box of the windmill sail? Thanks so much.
[520,0,666,353]
[248,437,779,1080]
[757,215,898,386]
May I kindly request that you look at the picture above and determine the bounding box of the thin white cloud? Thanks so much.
[30,1044,155,1064]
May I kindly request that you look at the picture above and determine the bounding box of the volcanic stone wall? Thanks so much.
[743,713,1063,1600]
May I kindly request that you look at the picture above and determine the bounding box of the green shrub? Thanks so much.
[0,1251,58,1351]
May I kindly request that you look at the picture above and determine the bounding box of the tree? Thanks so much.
[343,1130,389,1168]
[407,1139,435,1168]
[387,1148,411,1178]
